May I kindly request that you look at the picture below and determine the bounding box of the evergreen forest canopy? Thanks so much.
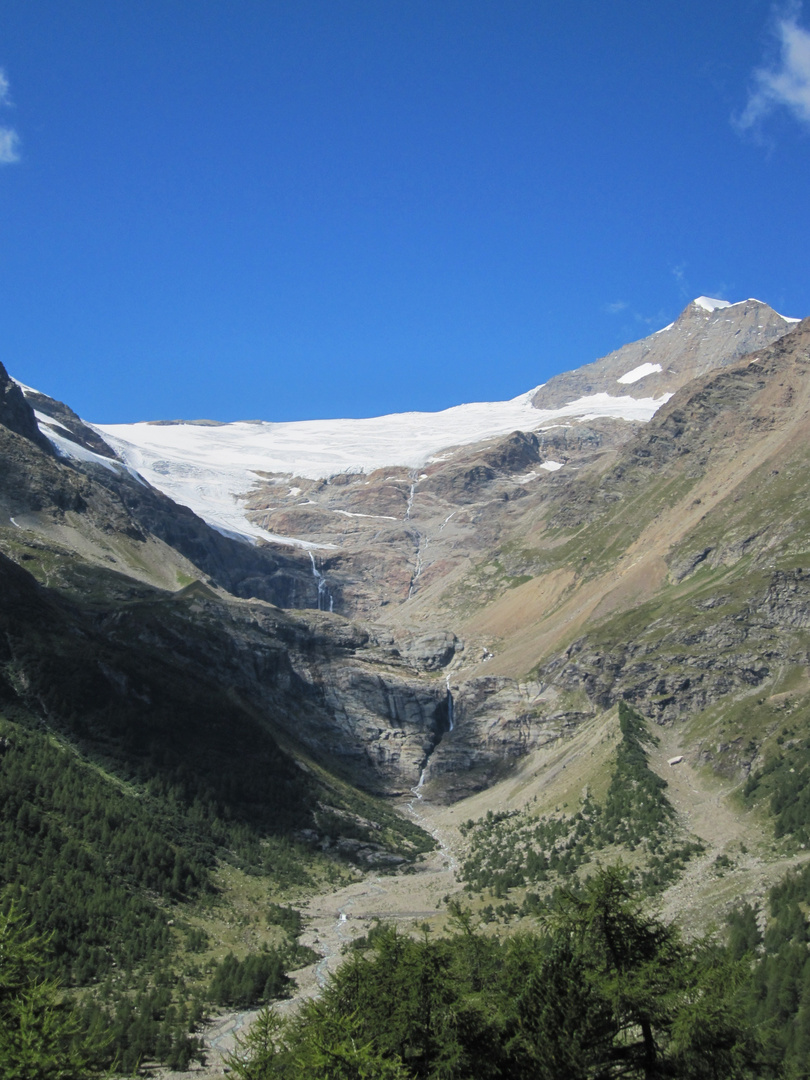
[6,681,810,1075]
[458,703,704,906]
[224,869,781,1080]
[7,862,810,1078]
[0,699,428,1073]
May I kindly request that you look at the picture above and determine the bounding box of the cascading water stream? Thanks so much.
[407,535,428,599]
[405,690,459,872]
[308,551,334,612]
[408,678,455,807]
[411,768,428,801]
[404,473,424,599]
[404,480,416,519]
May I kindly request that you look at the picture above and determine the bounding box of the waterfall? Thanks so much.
[405,481,416,519]
[407,535,427,599]
[411,768,427,801]
[408,681,453,806]
[405,473,422,597]
[308,551,333,612]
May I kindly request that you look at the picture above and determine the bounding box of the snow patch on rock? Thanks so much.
[617,363,663,385]
[694,297,732,312]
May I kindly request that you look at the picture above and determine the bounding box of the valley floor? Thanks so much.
[152,732,803,1080]
[154,798,462,1080]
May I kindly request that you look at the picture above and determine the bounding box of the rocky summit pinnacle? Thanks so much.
[530,297,795,410]
[0,362,52,452]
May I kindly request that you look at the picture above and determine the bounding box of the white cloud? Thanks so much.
[738,7,810,130]
[0,68,19,164]
[604,301,628,314]
[0,128,20,164]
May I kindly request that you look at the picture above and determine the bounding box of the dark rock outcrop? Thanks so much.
[0,363,53,453]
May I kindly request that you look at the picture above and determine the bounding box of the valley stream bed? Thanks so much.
[164,798,461,1079]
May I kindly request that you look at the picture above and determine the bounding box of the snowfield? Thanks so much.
[33,292,797,546]
[92,389,670,543]
[13,294,799,546]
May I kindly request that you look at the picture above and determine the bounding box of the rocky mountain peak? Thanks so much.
[530,296,795,411]
[0,363,52,452]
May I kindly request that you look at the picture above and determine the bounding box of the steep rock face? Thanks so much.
[96,470,318,608]
[88,592,458,795]
[302,664,450,790]
[0,534,466,798]
[0,363,52,452]
[272,625,456,793]
[0,419,90,518]
[421,676,554,799]
[20,384,118,458]
[0,394,323,608]
[535,565,810,725]
[393,629,459,670]
[0,553,314,819]
[0,552,432,864]
[419,431,541,502]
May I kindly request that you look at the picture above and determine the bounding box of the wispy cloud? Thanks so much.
[0,67,20,164]
[672,263,690,303]
[672,264,732,308]
[0,130,20,164]
[737,5,810,132]
[603,299,670,333]
[633,308,669,331]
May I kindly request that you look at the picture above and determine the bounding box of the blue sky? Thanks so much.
[1,1,809,423]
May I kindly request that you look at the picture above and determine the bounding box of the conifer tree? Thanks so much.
[538,868,774,1079]
[0,902,105,1079]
